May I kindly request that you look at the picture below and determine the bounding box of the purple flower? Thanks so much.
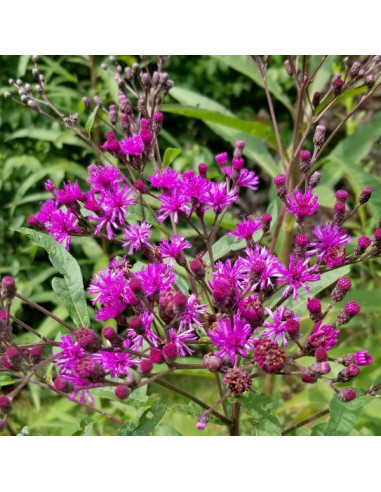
[202,182,238,214]
[306,322,340,352]
[120,135,144,156]
[239,245,283,291]
[87,164,124,192]
[95,299,127,321]
[354,351,373,366]
[92,349,136,378]
[157,189,191,224]
[36,199,58,223]
[263,307,300,346]
[88,267,127,305]
[228,217,261,241]
[208,315,253,363]
[123,222,152,254]
[148,169,180,190]
[168,328,197,357]
[277,254,320,300]
[287,187,319,218]
[307,223,351,260]
[159,235,191,262]
[55,334,86,374]
[182,174,211,203]
[135,263,176,296]
[179,293,207,331]
[56,182,83,206]
[127,312,158,349]
[46,209,80,249]
[225,167,259,190]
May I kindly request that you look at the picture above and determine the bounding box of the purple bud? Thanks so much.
[338,388,356,402]
[299,150,312,174]
[313,125,326,146]
[215,152,228,166]
[198,163,208,177]
[203,353,223,373]
[336,190,349,202]
[359,187,372,204]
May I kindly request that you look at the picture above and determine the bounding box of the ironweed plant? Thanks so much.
[1,55,381,436]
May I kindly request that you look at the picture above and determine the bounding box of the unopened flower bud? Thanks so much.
[163,342,178,361]
[129,316,145,335]
[366,75,375,88]
[74,327,102,353]
[336,301,360,326]
[359,187,372,204]
[115,384,130,400]
[129,277,146,299]
[1,276,16,299]
[335,190,349,203]
[307,297,322,322]
[173,291,187,315]
[139,359,153,375]
[312,91,321,108]
[190,259,205,279]
[354,236,371,255]
[333,77,344,95]
[315,348,327,361]
[30,345,43,362]
[196,412,209,431]
[274,174,287,200]
[54,377,74,393]
[313,125,326,146]
[331,276,352,302]
[350,61,361,78]
[0,395,12,414]
[309,171,321,189]
[203,353,223,373]
[338,388,356,402]
[149,348,164,364]
[75,357,105,382]
[284,59,293,76]
[299,150,311,174]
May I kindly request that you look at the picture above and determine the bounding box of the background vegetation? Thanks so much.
[0,55,380,436]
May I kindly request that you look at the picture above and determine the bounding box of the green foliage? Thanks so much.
[240,392,281,436]
[117,403,167,436]
[12,227,90,327]
[323,395,370,436]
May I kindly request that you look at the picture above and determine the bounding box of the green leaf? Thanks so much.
[117,403,167,436]
[240,392,281,436]
[162,104,277,148]
[170,402,222,425]
[17,55,31,77]
[0,374,15,387]
[12,227,90,328]
[85,105,99,136]
[324,394,369,436]
[206,235,245,264]
[163,147,182,167]
[170,87,279,178]
[212,55,293,112]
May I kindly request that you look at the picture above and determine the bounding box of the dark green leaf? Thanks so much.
[12,227,90,327]
[117,403,167,436]
[85,105,99,136]
[324,394,369,436]
[240,392,281,436]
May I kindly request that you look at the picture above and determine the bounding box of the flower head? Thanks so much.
[228,216,261,242]
[263,306,300,346]
[277,254,320,300]
[202,182,238,214]
[46,209,80,249]
[208,315,253,363]
[120,135,144,156]
[123,222,152,254]
[307,223,351,260]
[287,187,319,218]
[148,169,180,190]
[160,235,191,263]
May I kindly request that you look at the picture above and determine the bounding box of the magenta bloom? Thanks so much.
[127,312,158,349]
[287,187,319,218]
[55,335,86,374]
[92,349,136,378]
[87,164,124,192]
[225,167,259,190]
[159,235,191,262]
[168,328,197,357]
[208,315,253,363]
[148,169,180,190]
[46,209,80,249]
[36,199,58,223]
[88,267,127,305]
[157,189,191,224]
[239,245,283,291]
[306,322,340,351]
[120,135,144,156]
[354,351,373,366]
[202,182,238,214]
[179,293,207,331]
[123,222,152,254]
[307,223,351,260]
[56,182,83,206]
[262,307,300,347]
[135,263,176,296]
[277,254,320,300]
[228,217,261,241]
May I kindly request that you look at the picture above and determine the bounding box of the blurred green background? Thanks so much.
[0,55,380,436]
